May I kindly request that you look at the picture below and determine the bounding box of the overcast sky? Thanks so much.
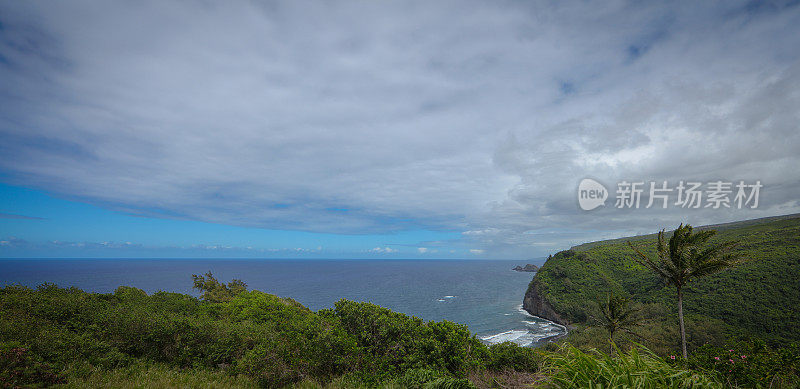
[1,0,799,259]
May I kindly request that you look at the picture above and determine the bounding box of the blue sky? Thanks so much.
[0,183,464,258]
[1,1,800,259]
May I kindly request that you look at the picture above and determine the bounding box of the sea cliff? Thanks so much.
[522,276,567,326]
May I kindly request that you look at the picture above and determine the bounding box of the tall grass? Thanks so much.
[53,362,258,388]
[543,345,722,388]
[290,369,476,389]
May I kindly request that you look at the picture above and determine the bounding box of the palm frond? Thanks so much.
[630,224,744,288]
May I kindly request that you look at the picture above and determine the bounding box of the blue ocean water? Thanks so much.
[0,259,566,346]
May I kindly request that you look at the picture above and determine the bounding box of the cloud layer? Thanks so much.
[1,1,799,257]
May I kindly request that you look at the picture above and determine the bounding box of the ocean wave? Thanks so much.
[479,327,566,347]
[476,305,569,347]
[517,304,568,333]
[516,304,534,317]
[524,320,554,329]
[479,330,537,347]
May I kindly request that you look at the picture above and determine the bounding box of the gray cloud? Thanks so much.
[1,1,799,257]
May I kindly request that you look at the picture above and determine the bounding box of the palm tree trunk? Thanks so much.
[677,286,687,359]
[609,330,614,355]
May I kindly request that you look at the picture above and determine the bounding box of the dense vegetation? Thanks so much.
[0,278,549,388]
[3,214,798,387]
[529,214,800,383]
[3,283,795,387]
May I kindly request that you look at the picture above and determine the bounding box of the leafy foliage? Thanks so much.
[0,342,64,388]
[591,292,642,354]
[0,278,543,388]
[628,223,744,358]
[684,340,800,388]
[482,342,541,372]
[628,224,743,289]
[192,271,248,302]
[544,344,722,388]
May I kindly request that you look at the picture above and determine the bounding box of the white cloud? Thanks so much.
[369,247,398,254]
[469,249,485,255]
[1,1,799,257]
[417,247,428,253]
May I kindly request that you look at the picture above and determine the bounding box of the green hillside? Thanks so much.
[528,214,800,353]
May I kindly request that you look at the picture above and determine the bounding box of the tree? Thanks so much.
[628,224,743,359]
[191,271,248,302]
[591,291,642,355]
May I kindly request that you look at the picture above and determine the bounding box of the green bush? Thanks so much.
[483,342,540,372]
[0,342,64,388]
[328,299,484,379]
[2,281,544,387]
[686,341,800,387]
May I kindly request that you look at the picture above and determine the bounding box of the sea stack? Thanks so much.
[512,264,539,272]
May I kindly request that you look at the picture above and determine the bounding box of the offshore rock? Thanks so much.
[512,264,539,272]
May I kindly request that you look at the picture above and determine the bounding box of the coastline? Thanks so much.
[478,304,568,347]
[519,304,570,344]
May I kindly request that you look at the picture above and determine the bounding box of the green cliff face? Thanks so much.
[523,214,800,350]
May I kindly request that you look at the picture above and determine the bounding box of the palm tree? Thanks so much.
[591,291,642,355]
[628,224,743,359]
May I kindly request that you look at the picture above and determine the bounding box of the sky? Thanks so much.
[1,0,799,259]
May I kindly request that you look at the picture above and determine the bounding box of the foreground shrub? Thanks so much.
[327,300,485,379]
[544,345,722,388]
[0,342,64,388]
[687,341,800,388]
[398,368,476,389]
[483,342,541,372]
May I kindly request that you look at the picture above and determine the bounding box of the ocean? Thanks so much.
[0,259,566,346]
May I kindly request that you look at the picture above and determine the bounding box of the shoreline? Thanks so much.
[478,305,569,347]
